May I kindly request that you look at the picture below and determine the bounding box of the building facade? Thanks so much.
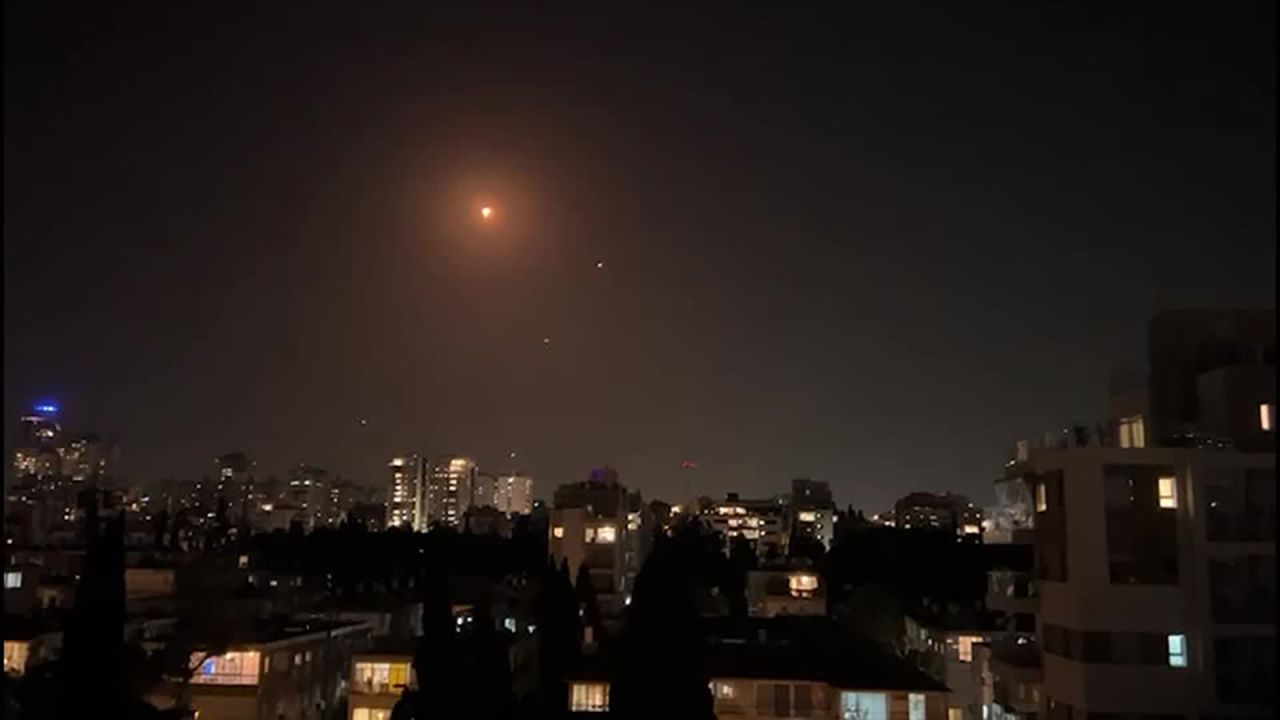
[424,455,476,529]
[385,455,425,531]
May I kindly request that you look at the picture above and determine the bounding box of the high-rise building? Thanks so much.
[495,474,533,515]
[424,455,476,529]
[472,472,499,509]
[59,433,114,484]
[12,404,62,480]
[285,465,329,532]
[216,452,256,524]
[386,455,425,530]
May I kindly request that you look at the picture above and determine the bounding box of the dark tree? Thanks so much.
[609,525,714,720]
[532,558,578,717]
[574,564,603,648]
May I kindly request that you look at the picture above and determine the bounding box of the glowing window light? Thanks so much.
[1157,476,1177,509]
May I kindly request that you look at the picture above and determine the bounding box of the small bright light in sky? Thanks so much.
[542,337,551,345]
[480,206,493,219]
[595,260,604,269]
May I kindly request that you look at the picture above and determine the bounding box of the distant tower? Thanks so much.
[386,455,426,530]
[425,455,476,529]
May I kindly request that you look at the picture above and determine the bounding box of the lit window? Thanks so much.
[1262,403,1275,432]
[842,691,889,720]
[960,524,981,536]
[710,680,736,699]
[1157,476,1177,509]
[797,510,817,523]
[788,573,819,598]
[955,635,983,663]
[1034,483,1047,513]
[1118,415,1146,448]
[570,682,609,712]
[909,693,926,720]
[190,651,262,686]
[1166,633,1188,667]
[552,526,565,539]
[593,525,617,544]
[4,571,21,589]
[237,554,249,569]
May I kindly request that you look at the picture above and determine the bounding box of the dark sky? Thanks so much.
[5,2,1275,511]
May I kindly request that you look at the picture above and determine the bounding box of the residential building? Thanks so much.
[284,465,329,532]
[703,493,788,557]
[565,617,950,718]
[59,433,114,483]
[348,644,416,720]
[746,566,826,618]
[998,310,1277,719]
[3,618,61,676]
[894,492,984,539]
[550,467,631,614]
[1018,445,1275,718]
[905,607,1010,720]
[385,455,425,531]
[496,473,534,515]
[148,619,375,720]
[791,478,836,549]
[424,455,476,529]
[216,451,256,525]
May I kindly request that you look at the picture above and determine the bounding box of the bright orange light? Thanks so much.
[480,206,493,219]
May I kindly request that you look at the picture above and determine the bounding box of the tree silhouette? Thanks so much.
[532,557,578,717]
[609,525,714,720]
[574,564,603,649]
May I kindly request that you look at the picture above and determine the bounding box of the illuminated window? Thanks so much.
[710,680,736,699]
[1157,476,1177,509]
[570,682,609,712]
[4,641,30,675]
[593,525,617,544]
[353,661,410,694]
[190,651,261,686]
[1034,483,1047,513]
[841,691,888,720]
[797,510,817,523]
[909,693,926,720]
[955,635,983,663]
[1167,634,1188,667]
[1262,403,1275,432]
[552,526,564,539]
[1118,415,1146,448]
[352,709,393,720]
[948,709,964,720]
[788,573,819,598]
[961,524,981,536]
[4,571,21,589]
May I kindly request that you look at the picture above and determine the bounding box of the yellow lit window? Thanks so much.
[1034,483,1047,513]
[797,510,817,523]
[552,526,564,538]
[190,651,261,686]
[593,525,617,544]
[1118,415,1145,448]
[788,573,819,598]
[1158,476,1177,509]
[954,635,983,662]
[570,682,609,712]
[1262,403,1274,432]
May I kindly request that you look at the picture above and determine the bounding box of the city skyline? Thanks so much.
[5,3,1275,513]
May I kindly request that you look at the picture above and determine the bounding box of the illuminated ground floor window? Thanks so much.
[570,682,609,712]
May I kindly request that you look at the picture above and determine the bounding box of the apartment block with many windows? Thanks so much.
[1021,446,1274,718]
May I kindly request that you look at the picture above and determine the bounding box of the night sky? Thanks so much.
[4,2,1275,511]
